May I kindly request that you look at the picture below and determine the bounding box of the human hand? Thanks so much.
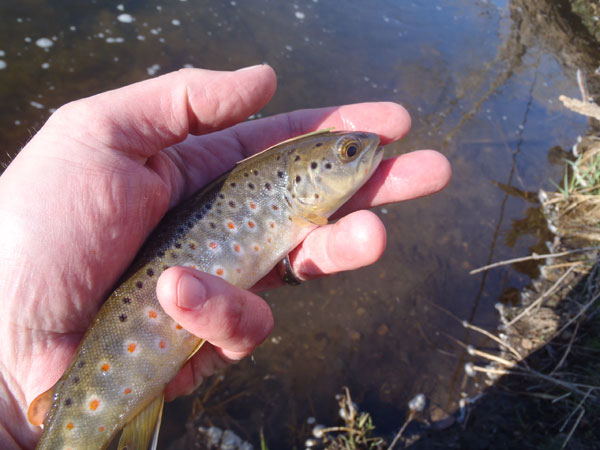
[0,65,450,448]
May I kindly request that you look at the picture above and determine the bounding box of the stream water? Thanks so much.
[0,0,592,448]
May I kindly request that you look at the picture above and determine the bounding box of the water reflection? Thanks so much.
[0,0,592,448]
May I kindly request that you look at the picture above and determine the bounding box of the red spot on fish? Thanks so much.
[101,363,110,372]
[270,222,275,229]
[128,343,137,353]
[272,205,279,210]
[234,244,240,253]
[124,388,132,395]
[89,399,99,411]
[99,426,105,432]
[250,202,257,209]
[148,310,157,319]
[253,245,260,252]
[216,268,224,276]
[227,221,236,229]
[267,237,272,243]
[248,221,255,228]
[189,243,196,250]
[236,268,241,273]
[66,422,74,430]
[176,324,183,330]
[159,340,167,349]
[209,242,218,250]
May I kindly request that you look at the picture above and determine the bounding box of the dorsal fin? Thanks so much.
[27,387,54,426]
[235,128,336,166]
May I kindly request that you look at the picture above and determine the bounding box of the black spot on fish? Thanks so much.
[170,252,177,259]
[325,162,332,169]
[272,205,279,211]
[230,182,236,188]
[265,182,272,190]
[119,314,127,322]
[123,297,131,304]
[73,377,80,385]
[276,155,281,161]
[64,398,72,407]
[209,222,216,229]
[146,268,155,277]
[277,171,284,178]
[243,172,249,177]
[314,193,320,199]
[315,142,323,147]
[187,222,194,229]
[294,155,300,162]
[174,243,181,249]
[205,204,212,211]
[218,193,225,199]
[229,201,236,208]
[136,281,143,289]
[216,209,222,215]
[216,202,222,207]
[248,182,255,190]
[295,175,301,183]
[78,361,85,369]
[253,170,259,176]
[311,161,318,169]
[177,227,185,234]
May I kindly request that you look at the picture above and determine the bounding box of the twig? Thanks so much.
[555,290,600,338]
[560,388,592,432]
[463,321,526,363]
[469,247,600,274]
[559,95,600,120]
[386,411,415,450]
[561,407,585,450]
[465,363,512,377]
[550,320,580,375]
[505,265,576,327]
[467,346,516,367]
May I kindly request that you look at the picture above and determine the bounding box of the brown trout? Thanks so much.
[31,130,383,449]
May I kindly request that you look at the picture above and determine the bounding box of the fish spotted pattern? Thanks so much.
[34,130,383,449]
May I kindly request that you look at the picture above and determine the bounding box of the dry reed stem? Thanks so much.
[469,247,600,274]
[505,265,577,327]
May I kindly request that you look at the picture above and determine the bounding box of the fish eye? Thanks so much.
[340,139,360,160]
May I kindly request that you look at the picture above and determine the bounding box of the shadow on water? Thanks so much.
[1,0,598,448]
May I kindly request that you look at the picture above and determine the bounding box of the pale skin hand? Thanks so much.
[0,65,451,449]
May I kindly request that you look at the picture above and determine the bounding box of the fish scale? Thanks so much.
[34,130,383,449]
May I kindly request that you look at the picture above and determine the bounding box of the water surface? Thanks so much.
[0,0,590,447]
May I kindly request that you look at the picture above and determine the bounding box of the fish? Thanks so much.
[29,129,383,450]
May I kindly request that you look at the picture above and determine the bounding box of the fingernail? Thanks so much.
[236,64,264,72]
[176,273,207,310]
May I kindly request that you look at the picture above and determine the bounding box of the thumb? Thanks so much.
[156,267,274,360]
[42,65,277,159]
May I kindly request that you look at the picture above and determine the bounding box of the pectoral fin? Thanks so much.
[27,387,54,426]
[118,393,164,450]
[291,214,328,227]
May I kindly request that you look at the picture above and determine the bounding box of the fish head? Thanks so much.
[287,131,383,219]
